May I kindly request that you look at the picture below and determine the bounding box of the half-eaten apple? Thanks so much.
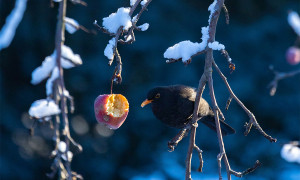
[94,94,129,129]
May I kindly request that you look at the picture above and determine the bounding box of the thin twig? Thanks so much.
[217,152,224,179]
[185,0,266,179]
[168,128,190,152]
[229,160,261,177]
[54,0,73,179]
[164,0,274,179]
[225,96,232,110]
[220,49,235,73]
[222,4,229,25]
[194,144,203,172]
[268,66,300,96]
[69,0,87,6]
[185,73,206,180]
[207,69,231,180]
[185,123,197,180]
[213,60,277,142]
[195,0,234,179]
[52,0,82,179]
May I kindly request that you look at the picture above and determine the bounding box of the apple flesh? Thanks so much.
[94,94,129,129]
[286,46,300,65]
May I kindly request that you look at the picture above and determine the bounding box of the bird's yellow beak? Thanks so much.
[141,99,153,108]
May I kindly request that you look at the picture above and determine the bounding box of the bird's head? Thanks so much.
[141,87,165,108]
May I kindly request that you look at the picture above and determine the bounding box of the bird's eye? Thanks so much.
[155,93,160,98]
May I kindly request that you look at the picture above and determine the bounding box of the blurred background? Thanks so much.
[1,0,300,179]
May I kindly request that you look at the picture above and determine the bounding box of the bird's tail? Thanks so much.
[200,114,235,136]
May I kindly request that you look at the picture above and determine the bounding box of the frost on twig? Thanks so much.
[0,0,27,51]
[95,0,152,86]
[163,0,275,179]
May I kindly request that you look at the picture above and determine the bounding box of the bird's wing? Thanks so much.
[173,85,212,119]
[173,86,196,121]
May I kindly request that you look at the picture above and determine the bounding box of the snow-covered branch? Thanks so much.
[29,0,84,179]
[288,11,300,37]
[163,0,275,179]
[94,0,152,88]
[163,0,229,65]
[0,0,27,51]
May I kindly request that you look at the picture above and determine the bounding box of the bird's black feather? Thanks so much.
[145,85,235,136]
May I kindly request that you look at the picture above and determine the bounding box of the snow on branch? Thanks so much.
[31,45,82,85]
[46,67,59,96]
[130,0,138,6]
[138,23,149,31]
[29,1,84,179]
[64,17,92,34]
[0,0,27,51]
[163,0,275,179]
[208,41,225,50]
[164,27,209,64]
[288,11,300,36]
[31,56,56,85]
[29,99,61,119]
[102,7,132,34]
[60,45,83,68]
[164,41,204,63]
[104,38,116,60]
[94,0,152,90]
[163,0,230,65]
[281,141,300,164]
[140,0,149,7]
[64,17,80,34]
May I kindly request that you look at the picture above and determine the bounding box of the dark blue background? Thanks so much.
[1,0,300,179]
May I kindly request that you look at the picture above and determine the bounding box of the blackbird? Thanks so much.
[141,85,235,136]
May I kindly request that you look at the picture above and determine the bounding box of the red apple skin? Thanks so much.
[286,47,300,65]
[94,94,129,129]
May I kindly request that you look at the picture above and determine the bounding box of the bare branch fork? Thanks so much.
[268,65,300,96]
[164,0,276,179]
[95,0,152,90]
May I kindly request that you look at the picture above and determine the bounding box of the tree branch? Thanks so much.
[168,128,190,152]
[178,0,275,179]
[213,60,277,142]
[185,123,204,179]
[97,0,152,87]
[50,0,82,179]
[268,66,300,96]
[54,0,73,179]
